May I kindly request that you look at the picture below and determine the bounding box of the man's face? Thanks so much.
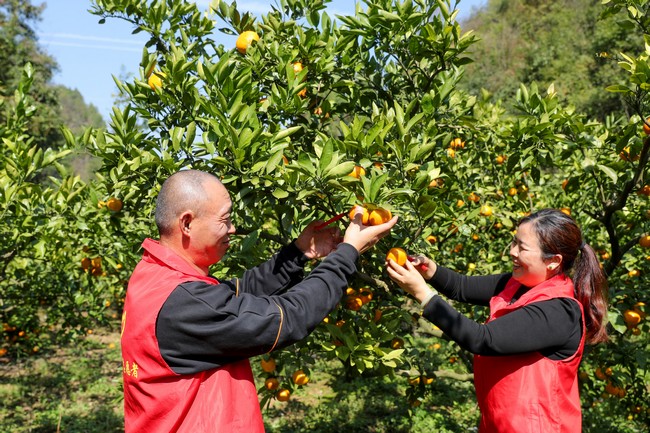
[189,180,236,271]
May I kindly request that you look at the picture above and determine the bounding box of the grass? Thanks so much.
[0,330,123,433]
[4,325,642,433]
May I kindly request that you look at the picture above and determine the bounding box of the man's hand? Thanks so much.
[343,207,398,254]
[295,221,343,259]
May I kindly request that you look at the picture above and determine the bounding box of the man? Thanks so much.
[121,169,397,432]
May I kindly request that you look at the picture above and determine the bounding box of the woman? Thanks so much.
[386,208,608,433]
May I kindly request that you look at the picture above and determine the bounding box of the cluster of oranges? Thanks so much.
[260,357,310,403]
[593,366,627,398]
[81,256,104,277]
[344,287,373,311]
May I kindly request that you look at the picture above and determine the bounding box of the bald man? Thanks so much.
[120,169,397,433]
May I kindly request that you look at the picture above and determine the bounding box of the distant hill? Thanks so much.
[459,0,640,119]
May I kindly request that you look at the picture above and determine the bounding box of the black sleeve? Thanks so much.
[236,241,309,296]
[428,267,512,306]
[156,243,359,374]
[422,296,582,359]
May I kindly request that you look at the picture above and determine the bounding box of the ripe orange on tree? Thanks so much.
[235,30,260,54]
[107,197,123,212]
[426,235,437,243]
[147,71,165,90]
[265,377,280,391]
[623,309,642,328]
[81,257,91,270]
[260,357,276,373]
[639,235,650,248]
[390,337,404,349]
[467,192,480,203]
[479,204,493,217]
[386,247,407,266]
[348,165,366,178]
[276,388,291,402]
[643,116,650,135]
[345,295,363,311]
[292,369,310,386]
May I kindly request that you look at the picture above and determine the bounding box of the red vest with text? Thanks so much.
[121,239,265,433]
[473,274,585,433]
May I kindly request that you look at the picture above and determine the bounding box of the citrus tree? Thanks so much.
[0,63,129,358]
[70,0,650,429]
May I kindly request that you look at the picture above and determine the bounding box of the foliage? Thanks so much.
[0,64,124,358]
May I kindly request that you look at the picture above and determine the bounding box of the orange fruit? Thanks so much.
[368,207,392,225]
[292,62,303,73]
[408,376,420,386]
[81,257,91,270]
[358,289,373,305]
[495,155,506,164]
[639,235,650,248]
[348,165,366,178]
[643,117,650,135]
[292,369,310,386]
[260,357,276,373]
[147,71,165,90]
[446,148,455,158]
[562,179,569,190]
[508,187,518,196]
[265,377,280,391]
[479,204,493,217]
[628,269,640,278]
[386,247,407,266]
[468,192,480,203]
[0,348,7,357]
[345,295,363,311]
[348,206,370,224]
[91,257,102,268]
[422,376,434,385]
[390,337,404,349]
[107,197,123,212]
[426,235,437,243]
[297,87,307,98]
[276,388,291,402]
[623,310,642,328]
[236,30,260,54]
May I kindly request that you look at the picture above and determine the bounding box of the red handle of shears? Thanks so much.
[315,211,347,230]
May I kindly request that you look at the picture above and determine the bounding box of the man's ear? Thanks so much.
[179,211,193,236]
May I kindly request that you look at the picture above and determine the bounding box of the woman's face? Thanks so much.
[510,222,558,287]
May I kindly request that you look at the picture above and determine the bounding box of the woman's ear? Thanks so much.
[547,254,563,271]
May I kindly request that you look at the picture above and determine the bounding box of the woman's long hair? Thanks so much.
[519,209,608,344]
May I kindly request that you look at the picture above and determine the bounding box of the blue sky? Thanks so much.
[36,0,486,121]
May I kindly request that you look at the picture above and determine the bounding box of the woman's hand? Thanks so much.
[386,258,435,305]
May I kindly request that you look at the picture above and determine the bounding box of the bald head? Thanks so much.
[155,170,224,237]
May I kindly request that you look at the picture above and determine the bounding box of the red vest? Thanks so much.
[121,239,265,433]
[473,275,585,433]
